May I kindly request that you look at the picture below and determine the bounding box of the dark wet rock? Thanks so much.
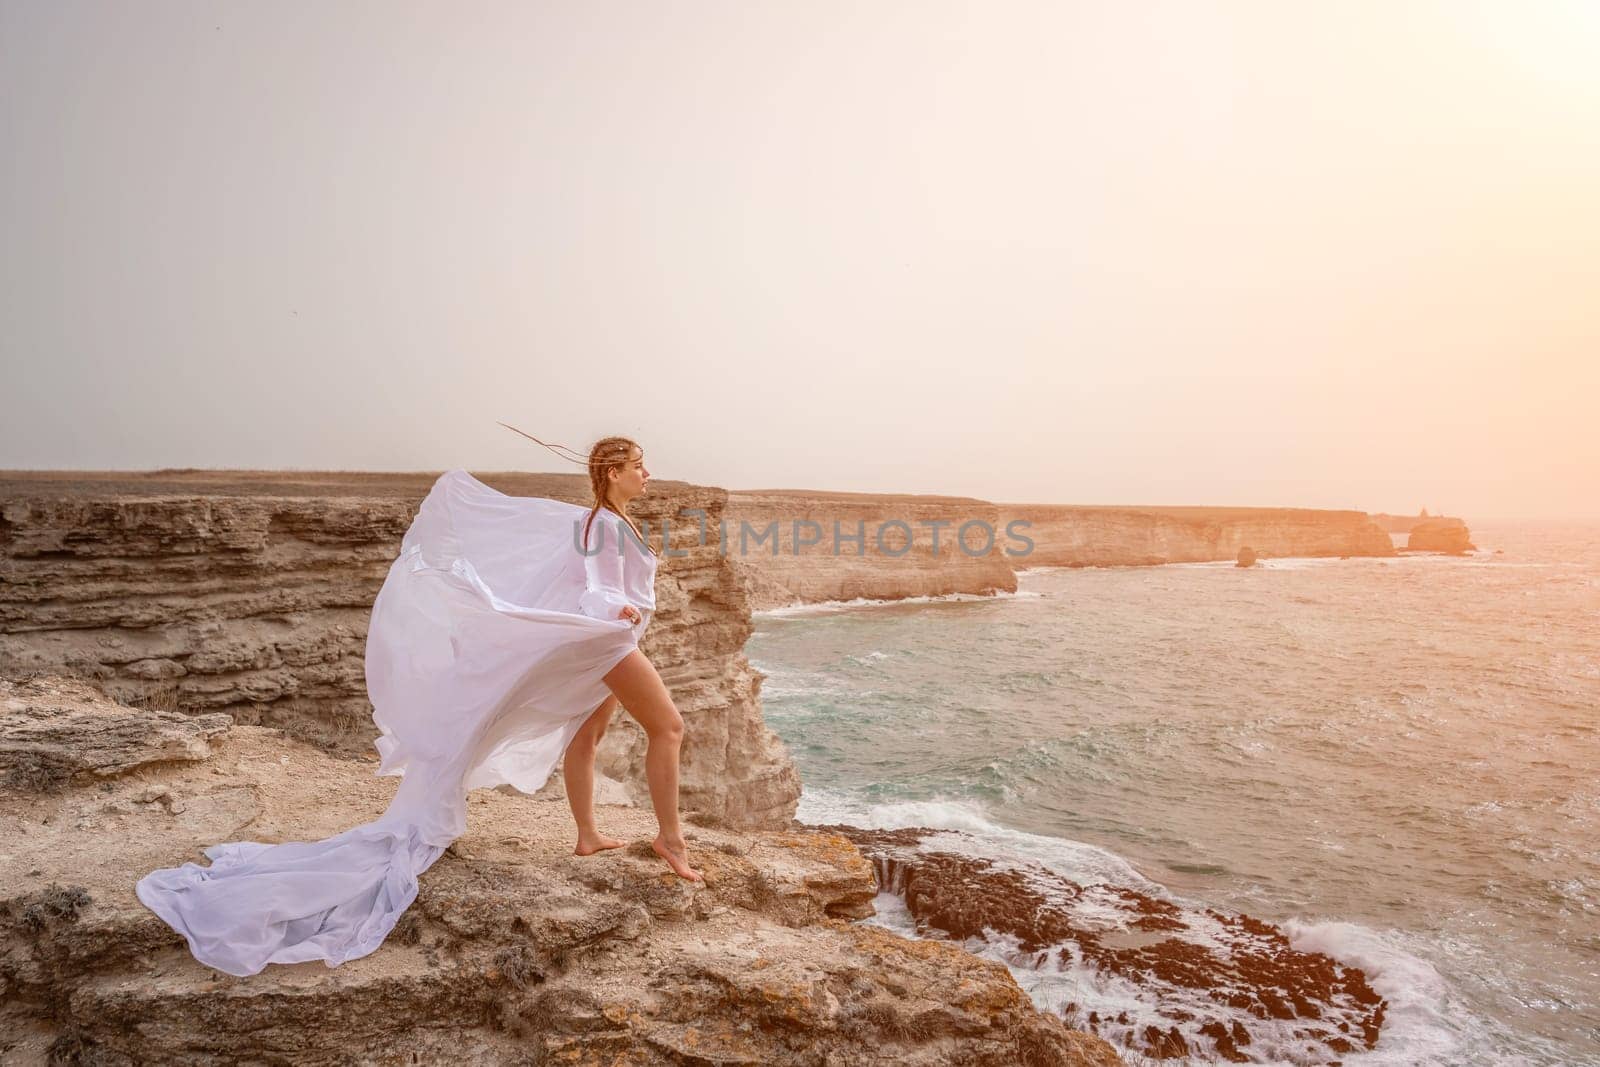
[824,823,1387,1063]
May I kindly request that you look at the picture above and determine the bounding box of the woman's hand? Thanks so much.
[618,604,642,625]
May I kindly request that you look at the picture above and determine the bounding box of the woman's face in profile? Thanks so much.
[614,449,650,499]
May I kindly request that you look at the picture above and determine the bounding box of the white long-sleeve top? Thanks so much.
[577,508,658,631]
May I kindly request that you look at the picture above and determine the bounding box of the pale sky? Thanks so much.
[2,2,1596,521]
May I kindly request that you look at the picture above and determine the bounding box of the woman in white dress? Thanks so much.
[135,434,700,978]
[561,436,702,882]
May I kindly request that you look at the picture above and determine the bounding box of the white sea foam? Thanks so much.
[756,587,1042,617]
[797,791,1166,897]
[1160,555,1366,571]
[961,914,1505,1066]
[1272,918,1570,1067]
[1163,553,1504,572]
[858,889,917,934]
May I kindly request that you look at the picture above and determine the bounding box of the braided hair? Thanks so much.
[494,422,659,559]
[581,436,658,559]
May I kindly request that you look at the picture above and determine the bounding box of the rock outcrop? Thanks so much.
[1405,517,1476,555]
[723,489,1020,610]
[0,471,799,830]
[828,824,1385,1064]
[995,504,1397,568]
[2,679,230,793]
[0,676,1122,1066]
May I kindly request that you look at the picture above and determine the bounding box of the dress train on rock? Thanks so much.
[135,469,656,977]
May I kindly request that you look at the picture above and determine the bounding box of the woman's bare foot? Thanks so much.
[574,831,626,857]
[652,834,703,881]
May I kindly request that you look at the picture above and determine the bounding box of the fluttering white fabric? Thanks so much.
[135,469,658,977]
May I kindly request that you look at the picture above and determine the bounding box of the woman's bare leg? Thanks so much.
[565,695,626,856]
[601,649,702,881]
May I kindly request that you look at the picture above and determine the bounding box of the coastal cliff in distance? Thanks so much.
[0,470,799,830]
[724,489,1020,611]
[722,490,1405,607]
[1369,510,1457,533]
[996,503,1398,568]
[1370,510,1477,554]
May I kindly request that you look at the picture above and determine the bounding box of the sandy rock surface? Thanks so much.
[0,678,1121,1066]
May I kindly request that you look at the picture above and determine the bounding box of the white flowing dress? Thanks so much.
[135,469,658,977]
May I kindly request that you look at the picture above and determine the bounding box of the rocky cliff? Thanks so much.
[722,489,1020,611]
[994,504,1398,568]
[0,471,798,830]
[0,675,1122,1066]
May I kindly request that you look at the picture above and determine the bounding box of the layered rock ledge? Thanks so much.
[0,676,1121,1066]
[0,471,798,830]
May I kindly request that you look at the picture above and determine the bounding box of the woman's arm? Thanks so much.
[578,515,632,620]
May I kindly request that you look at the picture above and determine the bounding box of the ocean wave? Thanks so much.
[798,791,1168,900]
[1280,920,1468,1066]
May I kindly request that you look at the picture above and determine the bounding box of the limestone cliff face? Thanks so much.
[0,676,1122,1066]
[722,489,1020,611]
[995,504,1398,568]
[0,472,799,830]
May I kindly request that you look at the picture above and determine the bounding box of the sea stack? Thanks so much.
[1406,517,1476,555]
